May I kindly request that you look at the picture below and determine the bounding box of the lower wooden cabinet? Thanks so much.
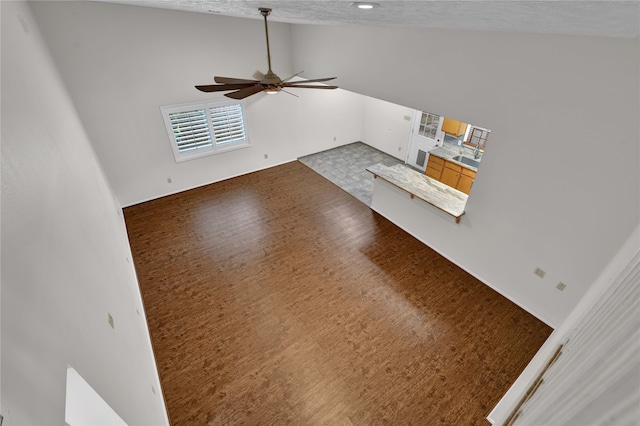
[441,161,462,187]
[457,168,476,194]
[425,155,444,180]
[425,154,476,194]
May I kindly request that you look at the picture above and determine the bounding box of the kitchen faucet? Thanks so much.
[473,142,481,159]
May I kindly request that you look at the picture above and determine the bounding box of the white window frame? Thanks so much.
[161,99,250,163]
[418,111,440,140]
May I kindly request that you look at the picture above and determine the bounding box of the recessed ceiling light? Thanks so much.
[352,2,379,10]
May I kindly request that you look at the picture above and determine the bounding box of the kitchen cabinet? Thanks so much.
[457,168,476,194]
[441,161,462,187]
[441,118,468,137]
[425,155,444,180]
[425,154,476,195]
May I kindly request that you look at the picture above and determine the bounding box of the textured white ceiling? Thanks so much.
[97,0,639,38]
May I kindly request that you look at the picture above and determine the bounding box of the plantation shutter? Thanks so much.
[161,100,250,162]
[169,109,212,153]
[210,104,246,146]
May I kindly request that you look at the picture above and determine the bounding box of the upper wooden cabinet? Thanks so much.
[441,118,468,137]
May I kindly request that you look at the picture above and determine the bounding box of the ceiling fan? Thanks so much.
[195,8,338,99]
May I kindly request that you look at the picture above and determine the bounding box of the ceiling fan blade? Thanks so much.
[288,77,337,84]
[282,84,339,90]
[282,71,304,82]
[253,70,265,81]
[225,84,266,99]
[214,76,260,84]
[195,83,256,93]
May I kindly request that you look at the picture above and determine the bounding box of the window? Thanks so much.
[161,100,250,162]
[464,126,490,150]
[418,112,440,139]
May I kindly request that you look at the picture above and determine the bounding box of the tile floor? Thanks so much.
[298,142,403,206]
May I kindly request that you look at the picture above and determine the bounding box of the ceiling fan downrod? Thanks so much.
[259,8,280,84]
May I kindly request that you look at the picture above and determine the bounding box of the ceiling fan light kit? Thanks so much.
[195,7,337,100]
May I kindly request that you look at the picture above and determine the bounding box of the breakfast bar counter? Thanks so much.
[366,163,468,223]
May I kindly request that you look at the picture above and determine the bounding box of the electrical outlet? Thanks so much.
[107,313,114,329]
[404,115,411,121]
[556,282,567,291]
[398,146,402,151]
[167,177,172,183]
[264,154,268,159]
[534,267,546,278]
[333,136,336,141]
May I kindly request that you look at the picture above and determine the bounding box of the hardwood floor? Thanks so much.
[124,161,552,425]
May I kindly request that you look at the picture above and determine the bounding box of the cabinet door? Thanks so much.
[456,121,468,137]
[441,161,461,187]
[456,168,476,194]
[441,118,456,134]
[457,174,474,194]
[442,118,468,137]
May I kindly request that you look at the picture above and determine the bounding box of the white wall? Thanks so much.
[30,1,364,207]
[0,2,168,424]
[360,95,415,160]
[292,24,640,326]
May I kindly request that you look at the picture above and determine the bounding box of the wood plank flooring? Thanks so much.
[124,161,552,425]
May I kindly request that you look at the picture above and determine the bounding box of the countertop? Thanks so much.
[428,145,481,172]
[366,163,468,221]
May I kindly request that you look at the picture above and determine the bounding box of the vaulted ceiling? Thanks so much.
[98,0,639,38]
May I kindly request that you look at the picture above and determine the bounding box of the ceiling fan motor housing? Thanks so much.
[261,70,282,85]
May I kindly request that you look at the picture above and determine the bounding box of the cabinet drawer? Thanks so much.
[443,160,462,173]
[426,167,442,180]
[427,155,444,166]
[427,161,443,173]
[461,167,476,178]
